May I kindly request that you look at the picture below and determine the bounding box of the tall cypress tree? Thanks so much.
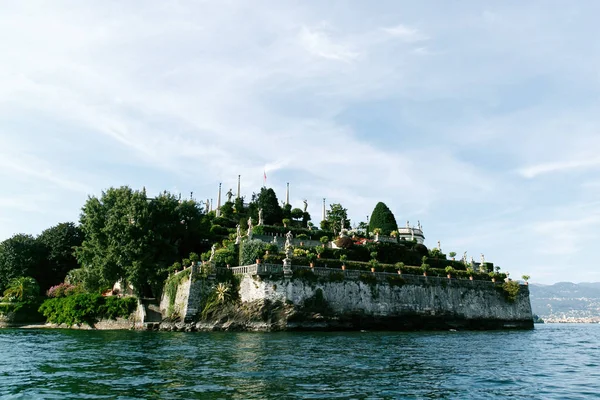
[369,202,398,235]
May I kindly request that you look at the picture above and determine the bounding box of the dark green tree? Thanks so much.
[76,186,210,297]
[219,201,234,220]
[37,222,83,290]
[326,203,350,234]
[251,188,283,225]
[291,208,304,220]
[368,202,398,236]
[0,234,47,293]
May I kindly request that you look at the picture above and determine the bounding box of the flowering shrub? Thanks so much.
[46,283,83,298]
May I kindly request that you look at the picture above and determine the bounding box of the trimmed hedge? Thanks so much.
[260,225,334,240]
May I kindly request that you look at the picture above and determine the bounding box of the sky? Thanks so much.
[1,1,599,284]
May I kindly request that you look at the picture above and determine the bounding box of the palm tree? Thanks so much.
[3,277,40,302]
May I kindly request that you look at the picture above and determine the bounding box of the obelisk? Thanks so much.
[322,198,326,222]
[216,183,222,217]
[237,175,241,199]
[286,182,290,205]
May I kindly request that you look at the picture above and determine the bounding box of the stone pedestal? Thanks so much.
[283,258,292,279]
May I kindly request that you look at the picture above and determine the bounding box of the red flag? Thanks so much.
[263,171,267,186]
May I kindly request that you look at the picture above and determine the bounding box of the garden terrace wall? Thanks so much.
[237,269,533,330]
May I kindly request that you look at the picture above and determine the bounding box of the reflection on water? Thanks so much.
[0,325,598,399]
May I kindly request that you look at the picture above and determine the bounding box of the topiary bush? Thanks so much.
[239,239,267,266]
[368,202,398,235]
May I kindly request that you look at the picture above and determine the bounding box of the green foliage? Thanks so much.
[3,276,40,303]
[252,188,283,225]
[359,273,377,285]
[210,225,229,236]
[325,203,350,233]
[252,225,265,235]
[214,247,237,268]
[38,293,136,327]
[0,234,46,294]
[75,186,210,297]
[368,202,398,236]
[448,252,457,259]
[293,268,318,282]
[522,275,530,282]
[201,282,234,319]
[386,275,405,287]
[164,271,189,310]
[189,252,199,263]
[37,222,84,290]
[291,208,304,220]
[315,245,325,255]
[502,281,520,302]
[239,239,267,266]
[296,233,309,240]
[320,236,329,244]
[47,283,83,298]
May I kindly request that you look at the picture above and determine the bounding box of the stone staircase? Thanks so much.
[141,298,163,323]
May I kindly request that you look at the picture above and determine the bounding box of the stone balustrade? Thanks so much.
[224,263,527,289]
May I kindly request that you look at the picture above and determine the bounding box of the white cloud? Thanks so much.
[383,24,426,42]
[298,26,360,62]
[518,157,600,179]
[1,1,600,285]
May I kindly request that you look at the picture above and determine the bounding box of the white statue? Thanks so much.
[235,224,241,244]
[406,220,410,229]
[463,251,467,263]
[285,231,293,259]
[210,244,216,261]
[481,254,485,265]
[226,189,233,202]
[247,218,253,239]
[437,240,441,250]
[418,220,421,230]
[258,208,264,226]
[303,199,308,212]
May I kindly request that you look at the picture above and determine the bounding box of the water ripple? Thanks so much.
[0,325,599,398]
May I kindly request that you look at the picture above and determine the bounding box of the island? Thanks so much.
[0,181,533,330]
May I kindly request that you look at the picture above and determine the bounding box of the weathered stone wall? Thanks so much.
[160,271,192,318]
[239,275,533,329]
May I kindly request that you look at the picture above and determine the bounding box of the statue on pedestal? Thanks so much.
[437,240,441,250]
[285,231,293,259]
[247,218,253,239]
[210,244,216,261]
[258,208,264,226]
[235,224,241,244]
[226,189,233,202]
[481,254,485,265]
[303,199,308,212]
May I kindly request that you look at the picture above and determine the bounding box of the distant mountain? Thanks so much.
[529,282,600,322]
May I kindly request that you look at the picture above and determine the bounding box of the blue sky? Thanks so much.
[1,1,599,284]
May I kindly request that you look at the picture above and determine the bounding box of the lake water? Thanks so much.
[1,324,599,399]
